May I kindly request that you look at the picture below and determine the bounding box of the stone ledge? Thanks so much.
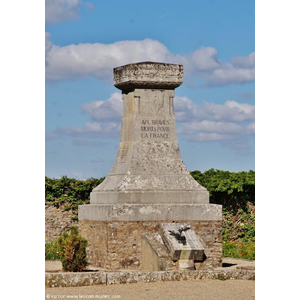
[45,269,255,287]
[113,62,183,90]
[90,190,209,204]
[79,203,222,221]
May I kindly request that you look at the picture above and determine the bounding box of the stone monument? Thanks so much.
[79,62,222,270]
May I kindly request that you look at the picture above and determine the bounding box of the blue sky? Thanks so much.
[45,0,255,179]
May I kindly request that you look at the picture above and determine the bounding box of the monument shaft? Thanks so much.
[90,62,208,204]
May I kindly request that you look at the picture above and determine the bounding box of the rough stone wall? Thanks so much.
[46,269,255,288]
[45,204,77,242]
[189,221,223,269]
[78,220,222,270]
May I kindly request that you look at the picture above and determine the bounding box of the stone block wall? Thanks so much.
[45,204,77,242]
[78,220,222,270]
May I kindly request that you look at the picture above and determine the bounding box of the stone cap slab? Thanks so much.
[160,223,204,261]
[113,62,183,90]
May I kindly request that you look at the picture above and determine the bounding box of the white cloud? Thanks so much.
[230,52,255,68]
[204,65,255,86]
[45,36,172,81]
[174,97,255,152]
[178,120,254,152]
[177,121,244,135]
[45,0,82,24]
[45,33,254,86]
[186,47,221,72]
[184,132,232,142]
[72,139,107,147]
[177,120,246,143]
[45,32,53,54]
[49,93,123,141]
[221,139,254,156]
[203,52,255,86]
[247,122,255,135]
[204,100,255,122]
[56,122,120,138]
[81,92,123,121]
[174,96,255,123]
[45,133,60,141]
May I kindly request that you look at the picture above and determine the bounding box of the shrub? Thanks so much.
[45,240,61,260]
[57,226,88,272]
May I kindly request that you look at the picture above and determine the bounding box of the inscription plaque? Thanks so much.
[140,119,170,139]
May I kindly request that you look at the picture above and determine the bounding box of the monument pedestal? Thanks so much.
[79,218,222,270]
[78,62,222,270]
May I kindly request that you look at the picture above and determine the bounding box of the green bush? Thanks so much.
[57,226,88,272]
[191,169,255,260]
[190,169,255,211]
[45,176,105,220]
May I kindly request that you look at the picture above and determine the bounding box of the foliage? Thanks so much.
[56,226,88,272]
[45,240,61,260]
[222,207,255,242]
[222,207,255,260]
[223,240,255,260]
[191,169,255,260]
[45,170,255,260]
[190,169,255,211]
[45,176,105,219]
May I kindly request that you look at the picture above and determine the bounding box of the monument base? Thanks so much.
[79,203,221,221]
[78,203,222,270]
[90,190,209,204]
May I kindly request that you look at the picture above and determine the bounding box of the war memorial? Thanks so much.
[78,62,222,271]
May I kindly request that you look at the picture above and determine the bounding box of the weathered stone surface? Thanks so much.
[85,62,210,207]
[141,233,174,271]
[79,203,222,221]
[113,62,183,90]
[160,223,204,261]
[45,269,255,287]
[45,272,107,288]
[45,204,77,242]
[77,62,222,271]
[78,220,222,270]
[177,259,195,270]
